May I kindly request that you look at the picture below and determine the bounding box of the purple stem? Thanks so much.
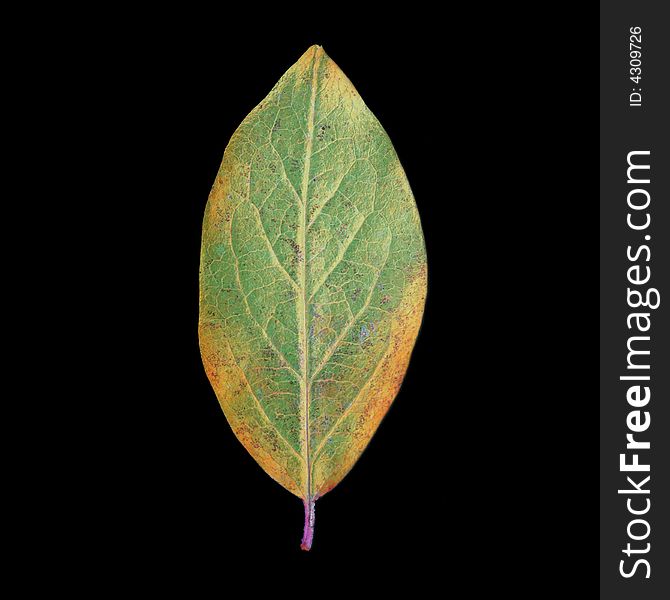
[300,497,315,551]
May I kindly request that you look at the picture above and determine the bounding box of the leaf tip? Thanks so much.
[304,44,325,61]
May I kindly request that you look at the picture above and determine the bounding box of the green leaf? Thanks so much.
[199,45,426,550]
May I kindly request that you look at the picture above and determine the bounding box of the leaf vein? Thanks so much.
[230,200,301,381]
[307,159,357,229]
[309,235,391,384]
[222,333,305,470]
[310,333,393,467]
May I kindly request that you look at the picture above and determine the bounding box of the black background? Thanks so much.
[25,5,603,593]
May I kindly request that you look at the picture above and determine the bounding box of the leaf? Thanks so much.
[199,45,427,550]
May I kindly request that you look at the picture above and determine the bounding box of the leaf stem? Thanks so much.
[300,497,316,551]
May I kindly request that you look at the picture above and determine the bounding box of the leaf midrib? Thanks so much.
[298,47,322,501]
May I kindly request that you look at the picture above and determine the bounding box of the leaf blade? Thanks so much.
[199,45,427,548]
